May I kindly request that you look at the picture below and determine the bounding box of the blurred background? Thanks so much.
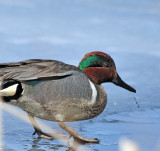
[0,0,160,150]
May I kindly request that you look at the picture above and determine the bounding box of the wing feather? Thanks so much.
[0,59,80,82]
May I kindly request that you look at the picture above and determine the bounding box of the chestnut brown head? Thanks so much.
[79,51,136,93]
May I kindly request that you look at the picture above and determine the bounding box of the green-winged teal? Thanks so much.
[0,51,136,143]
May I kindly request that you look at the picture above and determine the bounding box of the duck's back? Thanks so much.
[0,59,79,81]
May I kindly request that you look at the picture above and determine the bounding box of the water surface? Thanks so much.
[0,0,160,150]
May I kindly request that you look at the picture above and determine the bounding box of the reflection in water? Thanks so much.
[29,137,68,151]
[31,138,41,150]
[28,137,98,151]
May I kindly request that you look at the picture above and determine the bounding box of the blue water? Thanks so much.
[0,0,160,150]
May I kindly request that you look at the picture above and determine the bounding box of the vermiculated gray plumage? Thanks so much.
[0,59,107,122]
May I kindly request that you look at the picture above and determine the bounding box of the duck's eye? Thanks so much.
[79,54,113,70]
[1,79,23,102]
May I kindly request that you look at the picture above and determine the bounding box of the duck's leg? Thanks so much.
[58,121,99,143]
[28,113,53,139]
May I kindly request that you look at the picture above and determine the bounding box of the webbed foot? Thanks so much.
[32,128,53,139]
[58,121,99,144]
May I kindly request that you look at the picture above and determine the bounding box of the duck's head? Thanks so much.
[79,51,136,93]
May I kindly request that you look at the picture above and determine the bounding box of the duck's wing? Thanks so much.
[0,59,80,82]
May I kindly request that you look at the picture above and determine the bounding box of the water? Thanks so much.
[0,0,160,150]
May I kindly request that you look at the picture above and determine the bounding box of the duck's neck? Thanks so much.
[82,67,116,84]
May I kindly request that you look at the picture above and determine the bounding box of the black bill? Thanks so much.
[112,74,136,93]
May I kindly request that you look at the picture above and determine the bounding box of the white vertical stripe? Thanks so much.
[88,80,97,104]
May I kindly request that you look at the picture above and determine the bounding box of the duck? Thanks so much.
[0,51,136,143]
